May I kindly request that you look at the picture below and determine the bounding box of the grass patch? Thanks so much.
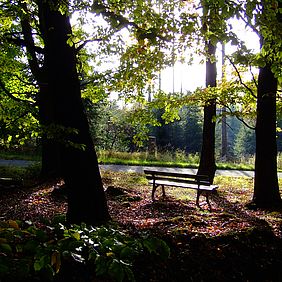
[101,170,255,202]
[0,166,27,180]
[0,150,41,161]
[0,163,41,182]
[98,150,255,171]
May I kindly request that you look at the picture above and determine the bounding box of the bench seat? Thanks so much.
[148,179,218,191]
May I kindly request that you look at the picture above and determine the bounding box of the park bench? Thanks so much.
[144,169,218,210]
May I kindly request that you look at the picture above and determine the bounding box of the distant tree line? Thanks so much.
[86,99,282,161]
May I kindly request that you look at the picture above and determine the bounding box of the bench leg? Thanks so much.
[152,184,166,201]
[197,190,212,211]
[152,184,157,201]
[206,194,212,211]
[196,190,201,207]
[161,185,166,198]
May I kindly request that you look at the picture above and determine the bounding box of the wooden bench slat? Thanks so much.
[147,176,210,186]
[146,175,210,186]
[144,170,209,181]
[148,180,218,191]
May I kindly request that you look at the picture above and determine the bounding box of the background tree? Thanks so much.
[239,0,282,207]
[196,1,218,183]
[234,124,256,157]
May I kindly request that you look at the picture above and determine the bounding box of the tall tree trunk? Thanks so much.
[253,64,281,207]
[197,41,217,183]
[20,8,60,178]
[39,81,61,178]
[38,0,110,224]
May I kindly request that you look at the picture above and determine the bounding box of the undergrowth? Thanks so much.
[0,218,169,282]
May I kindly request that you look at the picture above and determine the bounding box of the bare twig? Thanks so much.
[249,64,258,89]
[76,38,104,52]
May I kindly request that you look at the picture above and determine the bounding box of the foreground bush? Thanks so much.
[0,218,169,282]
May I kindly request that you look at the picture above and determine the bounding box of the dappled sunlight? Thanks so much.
[2,170,282,281]
[1,171,281,239]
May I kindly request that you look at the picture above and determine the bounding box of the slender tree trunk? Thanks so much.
[39,0,110,224]
[221,107,227,160]
[221,43,228,160]
[253,64,281,207]
[197,40,217,183]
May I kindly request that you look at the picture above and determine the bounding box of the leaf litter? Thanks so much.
[1,171,282,281]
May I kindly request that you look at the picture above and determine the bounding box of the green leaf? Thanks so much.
[95,255,108,276]
[120,246,135,260]
[0,263,9,275]
[88,250,98,261]
[71,231,80,240]
[124,265,136,281]
[108,259,125,282]
[23,240,39,254]
[35,229,48,241]
[143,237,170,259]
[0,243,12,254]
[34,255,49,272]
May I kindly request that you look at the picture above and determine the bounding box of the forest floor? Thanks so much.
[1,170,282,281]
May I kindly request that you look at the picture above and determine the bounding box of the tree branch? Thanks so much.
[6,36,44,54]
[225,0,261,38]
[20,12,43,80]
[76,38,105,53]
[0,80,35,105]
[225,104,256,130]
[5,109,33,128]
[91,1,169,42]
[225,54,257,98]
[12,74,38,87]
[249,64,258,89]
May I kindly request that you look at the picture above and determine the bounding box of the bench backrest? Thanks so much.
[144,170,211,185]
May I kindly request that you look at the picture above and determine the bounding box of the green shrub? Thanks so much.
[0,218,170,282]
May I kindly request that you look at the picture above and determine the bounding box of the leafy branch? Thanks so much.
[91,0,169,42]
[224,104,256,130]
[0,80,36,105]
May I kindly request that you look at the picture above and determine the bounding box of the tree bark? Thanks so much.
[20,6,61,178]
[38,0,110,224]
[197,41,217,183]
[221,43,228,160]
[39,81,61,178]
[253,64,281,207]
